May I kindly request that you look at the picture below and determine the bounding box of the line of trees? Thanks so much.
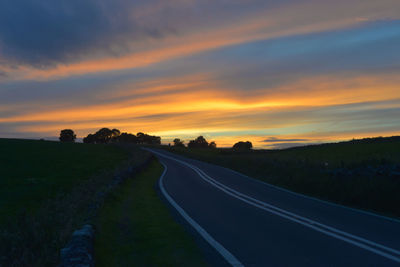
[175,136,217,149]
[83,128,161,144]
[59,129,252,150]
[59,128,161,145]
[172,136,252,151]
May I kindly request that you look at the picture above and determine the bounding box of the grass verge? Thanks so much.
[160,136,400,218]
[94,159,207,267]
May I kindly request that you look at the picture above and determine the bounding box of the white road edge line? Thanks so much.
[225,167,400,223]
[158,161,244,267]
[151,149,400,264]
[193,166,400,256]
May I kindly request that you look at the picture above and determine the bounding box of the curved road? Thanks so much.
[148,148,400,266]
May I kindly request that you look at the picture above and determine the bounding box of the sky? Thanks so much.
[0,0,399,148]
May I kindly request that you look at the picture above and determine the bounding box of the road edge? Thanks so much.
[157,160,244,267]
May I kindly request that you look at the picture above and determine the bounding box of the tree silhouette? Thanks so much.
[136,132,161,144]
[208,141,217,149]
[111,128,121,139]
[59,129,76,142]
[233,141,253,151]
[117,133,138,143]
[173,138,185,147]
[83,134,95,144]
[188,136,209,148]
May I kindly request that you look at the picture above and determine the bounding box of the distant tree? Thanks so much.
[173,138,185,147]
[117,133,138,143]
[111,128,121,138]
[59,129,76,142]
[136,132,145,144]
[94,128,114,143]
[83,134,95,144]
[232,141,252,151]
[109,129,121,142]
[151,136,161,145]
[137,132,161,145]
[188,136,209,148]
[208,141,217,149]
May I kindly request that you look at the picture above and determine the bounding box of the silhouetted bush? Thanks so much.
[59,129,76,142]
[173,138,185,147]
[188,136,209,148]
[117,133,138,143]
[208,141,217,149]
[136,132,161,144]
[233,141,253,151]
[83,134,95,144]
[94,128,115,143]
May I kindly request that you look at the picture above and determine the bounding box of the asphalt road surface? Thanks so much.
[147,148,400,267]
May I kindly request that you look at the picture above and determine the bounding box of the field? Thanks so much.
[163,136,400,218]
[0,139,133,266]
[94,160,207,266]
[0,138,129,222]
[0,138,207,266]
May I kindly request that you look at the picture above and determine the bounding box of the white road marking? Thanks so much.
[158,161,244,267]
[223,165,400,223]
[150,149,400,264]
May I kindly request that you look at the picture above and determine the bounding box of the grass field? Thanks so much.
[0,138,143,266]
[162,136,400,218]
[0,138,129,222]
[94,159,207,267]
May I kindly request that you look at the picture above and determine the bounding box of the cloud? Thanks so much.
[0,0,184,68]
[1,0,399,80]
[1,71,399,148]
[0,0,274,69]
[263,137,309,143]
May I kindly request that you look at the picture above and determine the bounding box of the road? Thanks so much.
[147,148,400,266]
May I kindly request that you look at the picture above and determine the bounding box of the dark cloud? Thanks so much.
[263,137,309,143]
[0,0,283,69]
[0,0,175,68]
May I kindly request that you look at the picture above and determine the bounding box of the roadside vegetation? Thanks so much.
[94,160,207,267]
[163,136,400,218]
[0,138,149,266]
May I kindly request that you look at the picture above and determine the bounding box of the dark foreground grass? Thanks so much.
[161,136,400,218]
[0,138,128,221]
[0,139,152,266]
[94,159,207,267]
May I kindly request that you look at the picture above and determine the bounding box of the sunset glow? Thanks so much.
[1,0,399,148]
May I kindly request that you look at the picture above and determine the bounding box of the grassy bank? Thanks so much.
[94,159,207,267]
[0,139,151,266]
[162,136,400,218]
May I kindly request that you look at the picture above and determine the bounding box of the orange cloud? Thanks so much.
[3,72,399,148]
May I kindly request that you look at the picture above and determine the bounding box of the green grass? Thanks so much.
[0,139,150,266]
[94,159,207,267]
[0,138,129,221]
[161,136,400,218]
